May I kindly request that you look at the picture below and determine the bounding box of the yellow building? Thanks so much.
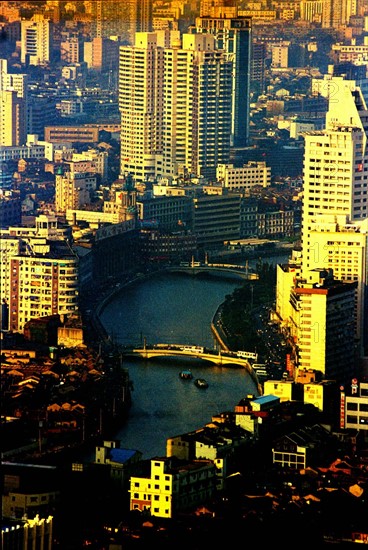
[129,457,217,518]
[289,270,357,384]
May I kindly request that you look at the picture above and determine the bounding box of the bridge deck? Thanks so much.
[122,347,252,369]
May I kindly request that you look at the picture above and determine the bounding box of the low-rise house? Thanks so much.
[94,439,142,489]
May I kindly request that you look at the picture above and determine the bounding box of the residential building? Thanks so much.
[276,78,368,375]
[0,59,28,99]
[55,165,97,215]
[166,422,250,490]
[129,457,217,518]
[28,95,58,140]
[67,149,108,183]
[191,15,252,147]
[341,380,368,431]
[60,34,81,64]
[272,424,336,469]
[251,41,267,95]
[0,215,78,332]
[119,30,232,183]
[20,14,52,66]
[83,37,119,72]
[271,43,289,68]
[0,90,26,146]
[94,440,142,489]
[91,0,152,44]
[288,269,357,386]
[0,196,22,228]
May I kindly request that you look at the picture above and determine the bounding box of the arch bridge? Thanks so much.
[167,264,259,280]
[121,345,253,371]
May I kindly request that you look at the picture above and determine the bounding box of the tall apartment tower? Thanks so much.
[0,59,27,146]
[192,15,252,148]
[0,215,78,333]
[119,31,233,183]
[0,90,26,146]
[91,0,152,44]
[20,14,52,66]
[322,0,357,29]
[301,80,368,351]
[276,78,368,382]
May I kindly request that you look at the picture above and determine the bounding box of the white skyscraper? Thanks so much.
[301,80,368,350]
[276,78,368,383]
[119,30,232,183]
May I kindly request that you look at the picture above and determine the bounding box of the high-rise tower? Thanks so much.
[276,78,368,383]
[119,30,233,183]
[91,0,152,44]
[192,16,252,148]
[301,80,368,350]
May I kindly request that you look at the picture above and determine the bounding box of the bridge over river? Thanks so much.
[166,263,259,280]
[121,344,255,371]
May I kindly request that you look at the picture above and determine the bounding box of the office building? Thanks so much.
[119,31,232,183]
[192,15,252,147]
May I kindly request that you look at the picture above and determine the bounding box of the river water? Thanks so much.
[99,255,290,459]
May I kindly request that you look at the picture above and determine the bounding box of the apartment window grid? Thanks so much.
[273,450,307,469]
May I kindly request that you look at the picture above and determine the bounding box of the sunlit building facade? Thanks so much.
[276,78,368,380]
[119,31,232,183]
[0,215,78,333]
[192,15,252,147]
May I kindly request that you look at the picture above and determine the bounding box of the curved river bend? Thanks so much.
[99,272,262,459]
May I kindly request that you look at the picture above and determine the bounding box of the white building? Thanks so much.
[55,167,97,214]
[276,78,368,382]
[119,30,232,183]
[20,15,52,66]
[216,161,271,191]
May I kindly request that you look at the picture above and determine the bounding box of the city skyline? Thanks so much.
[1,1,368,546]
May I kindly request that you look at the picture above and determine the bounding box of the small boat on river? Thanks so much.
[179,369,193,380]
[194,378,208,389]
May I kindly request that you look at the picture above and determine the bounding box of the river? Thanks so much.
[98,255,290,459]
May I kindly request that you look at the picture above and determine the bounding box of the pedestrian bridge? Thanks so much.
[121,345,253,371]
